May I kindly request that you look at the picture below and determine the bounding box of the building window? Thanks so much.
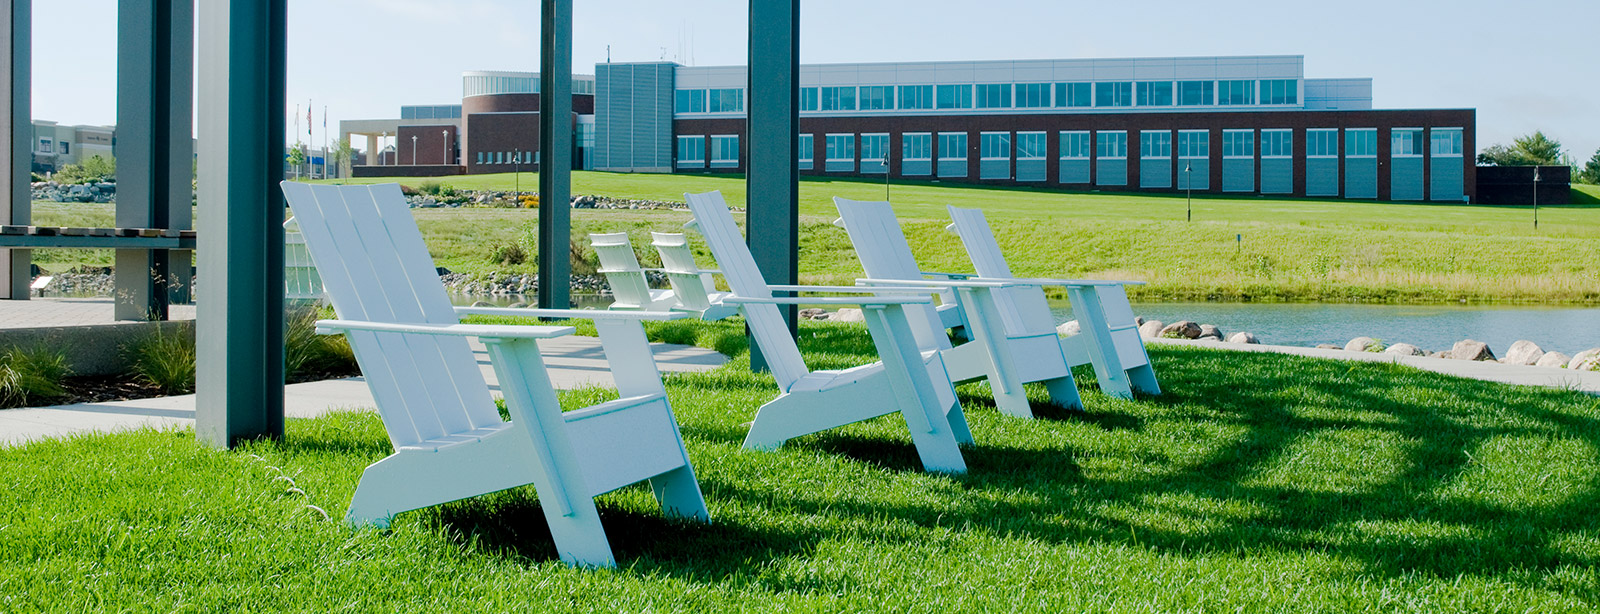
[1055,82,1091,107]
[677,135,705,165]
[1136,81,1173,107]
[800,88,818,112]
[1140,131,1172,159]
[1346,129,1377,157]
[1261,129,1293,158]
[38,138,51,153]
[899,85,934,110]
[1218,80,1255,106]
[1261,79,1298,105]
[980,132,1011,160]
[711,135,739,165]
[1223,130,1254,158]
[1059,131,1091,159]
[1431,128,1464,156]
[938,132,968,159]
[1307,129,1339,157]
[1016,132,1046,160]
[675,89,705,114]
[1178,130,1209,158]
[1178,81,1214,106]
[860,86,894,111]
[821,86,856,111]
[1392,129,1425,157]
[861,133,890,166]
[708,88,744,113]
[1016,83,1050,108]
[1096,131,1127,159]
[975,84,1012,109]
[59,142,69,155]
[825,133,855,162]
[476,152,484,165]
[1095,82,1132,107]
[903,133,932,161]
[936,84,972,109]
[799,134,814,169]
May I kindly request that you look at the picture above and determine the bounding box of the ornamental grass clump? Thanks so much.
[127,328,196,395]
[0,346,71,408]
[284,305,358,380]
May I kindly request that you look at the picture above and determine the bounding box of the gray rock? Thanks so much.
[1315,343,1341,350]
[1568,348,1600,371]
[507,302,529,309]
[1503,340,1545,366]
[1159,320,1202,339]
[1056,320,1081,336]
[1449,339,1496,362]
[470,301,493,307]
[1134,316,1145,326]
[1345,337,1385,352]
[1537,352,1572,369]
[832,308,865,323]
[798,308,826,320]
[1226,331,1258,344]
[1384,343,1426,356]
[1198,324,1223,340]
[1138,320,1165,339]
[1429,351,1449,358]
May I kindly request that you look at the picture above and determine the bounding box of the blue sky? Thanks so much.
[33,0,1600,159]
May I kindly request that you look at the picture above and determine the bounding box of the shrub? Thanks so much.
[488,242,528,266]
[0,347,71,408]
[570,239,600,276]
[127,328,197,395]
[53,155,116,185]
[284,305,358,380]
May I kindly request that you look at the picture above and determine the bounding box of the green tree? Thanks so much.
[330,137,355,183]
[286,143,306,179]
[1477,131,1564,166]
[52,155,116,185]
[1578,148,1600,185]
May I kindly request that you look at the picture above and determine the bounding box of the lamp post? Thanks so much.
[1184,163,1193,223]
[514,147,521,197]
[381,131,388,165]
[441,130,449,165]
[882,156,890,201]
[1533,166,1541,230]
[411,135,418,166]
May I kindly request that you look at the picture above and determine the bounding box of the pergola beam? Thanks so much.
[745,0,801,371]
[536,0,572,310]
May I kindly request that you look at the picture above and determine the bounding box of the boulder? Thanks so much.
[1197,324,1223,340]
[798,308,827,320]
[1226,331,1258,344]
[1345,337,1384,352]
[1502,340,1545,366]
[1159,320,1202,339]
[470,301,493,307]
[1056,320,1081,336]
[1138,320,1165,339]
[1429,351,1449,358]
[507,302,528,309]
[1449,339,1496,362]
[1537,352,1571,369]
[832,308,865,323]
[1315,343,1341,350]
[1134,316,1145,326]
[1568,349,1600,371]
[1384,343,1426,356]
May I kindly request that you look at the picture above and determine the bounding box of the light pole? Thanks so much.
[514,147,521,197]
[1184,163,1193,223]
[882,156,890,201]
[441,130,449,165]
[381,131,388,165]
[1533,166,1541,229]
[411,135,418,165]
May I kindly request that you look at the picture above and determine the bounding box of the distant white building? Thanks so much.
[31,120,115,174]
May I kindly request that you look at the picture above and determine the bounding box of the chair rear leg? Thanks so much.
[945,399,976,446]
[649,464,711,523]
[1044,375,1084,411]
[1128,364,1161,396]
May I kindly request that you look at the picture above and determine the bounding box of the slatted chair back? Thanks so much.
[589,232,657,309]
[651,232,717,312]
[946,205,1058,337]
[832,198,953,351]
[280,182,502,449]
[682,191,809,389]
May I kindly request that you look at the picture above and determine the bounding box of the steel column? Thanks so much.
[536,0,572,310]
[745,0,800,372]
[195,0,287,447]
[115,0,194,320]
[0,0,27,300]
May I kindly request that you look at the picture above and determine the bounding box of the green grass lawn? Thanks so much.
[3,318,1599,611]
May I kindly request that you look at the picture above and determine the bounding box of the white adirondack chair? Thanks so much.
[944,205,1161,398]
[650,232,737,320]
[683,190,972,474]
[281,182,710,569]
[833,197,1084,417]
[589,232,679,310]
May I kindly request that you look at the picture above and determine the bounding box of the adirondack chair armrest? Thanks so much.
[314,319,576,340]
[967,277,1148,288]
[723,295,933,306]
[856,277,1013,289]
[766,284,940,295]
[453,306,691,322]
[919,271,973,280]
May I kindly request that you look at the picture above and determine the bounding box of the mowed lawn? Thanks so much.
[3,319,1599,611]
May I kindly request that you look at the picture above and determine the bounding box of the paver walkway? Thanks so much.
[0,335,728,447]
[0,297,195,329]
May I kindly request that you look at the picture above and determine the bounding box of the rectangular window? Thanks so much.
[711,135,739,164]
[1096,131,1128,159]
[677,136,705,165]
[1055,82,1092,107]
[1261,129,1293,158]
[902,133,932,160]
[1178,130,1209,158]
[1307,129,1339,157]
[799,134,814,169]
[1218,80,1255,105]
[825,133,855,161]
[1392,129,1425,156]
[675,89,705,114]
[860,86,894,111]
[1430,128,1464,156]
[860,133,890,164]
[1261,79,1298,105]
[59,142,69,155]
[980,132,1011,159]
[708,88,744,113]
[1016,132,1047,159]
[1140,131,1172,158]
[938,132,968,159]
[1178,81,1214,106]
[476,152,484,165]
[1223,130,1255,158]
[38,138,51,153]
[1136,81,1174,107]
[899,85,934,110]
[975,84,1012,108]
[1016,83,1051,108]
[800,88,818,112]
[936,84,972,109]
[1096,82,1133,107]
[1059,131,1091,159]
[1345,129,1377,157]
[821,86,857,111]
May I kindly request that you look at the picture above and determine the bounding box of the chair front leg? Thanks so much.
[1067,286,1134,400]
[862,304,967,474]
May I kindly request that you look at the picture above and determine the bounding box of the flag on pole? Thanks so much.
[307,100,313,140]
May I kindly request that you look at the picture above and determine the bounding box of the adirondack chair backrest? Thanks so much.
[946,205,1058,336]
[651,232,716,311]
[682,191,809,388]
[280,182,502,449]
[832,198,952,351]
[589,232,655,308]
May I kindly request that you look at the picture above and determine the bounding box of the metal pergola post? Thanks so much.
[194,0,287,447]
[115,0,194,321]
[745,0,800,372]
[536,0,572,310]
[0,0,28,300]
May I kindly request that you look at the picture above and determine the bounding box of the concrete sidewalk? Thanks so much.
[0,335,728,447]
[1149,337,1600,395]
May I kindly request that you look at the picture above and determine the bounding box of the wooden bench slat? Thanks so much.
[0,225,24,235]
